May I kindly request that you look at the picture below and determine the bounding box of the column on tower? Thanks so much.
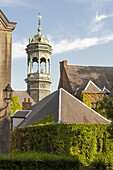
[30,59,33,73]
[45,59,48,74]
[49,60,51,75]
[38,58,40,73]
[27,57,29,75]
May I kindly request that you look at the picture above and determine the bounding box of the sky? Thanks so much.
[1,0,113,92]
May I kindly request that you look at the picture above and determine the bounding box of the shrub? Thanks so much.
[32,113,55,125]
[10,123,113,166]
[0,152,80,170]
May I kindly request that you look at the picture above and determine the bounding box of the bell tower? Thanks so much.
[25,13,52,103]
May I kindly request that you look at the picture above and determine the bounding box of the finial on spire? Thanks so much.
[38,13,42,33]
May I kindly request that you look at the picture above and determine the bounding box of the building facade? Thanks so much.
[0,10,16,154]
[25,14,52,103]
[58,60,113,108]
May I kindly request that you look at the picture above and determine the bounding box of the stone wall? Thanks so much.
[0,10,16,154]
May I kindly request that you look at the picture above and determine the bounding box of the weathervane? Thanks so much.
[38,13,42,33]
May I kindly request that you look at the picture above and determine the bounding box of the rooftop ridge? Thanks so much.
[67,64,113,67]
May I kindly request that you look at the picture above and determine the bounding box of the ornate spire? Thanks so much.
[38,13,42,33]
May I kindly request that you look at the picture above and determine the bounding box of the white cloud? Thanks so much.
[90,23,103,33]
[12,34,113,58]
[95,11,113,22]
[51,34,113,54]
[12,38,28,59]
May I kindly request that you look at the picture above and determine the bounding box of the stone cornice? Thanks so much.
[0,10,17,31]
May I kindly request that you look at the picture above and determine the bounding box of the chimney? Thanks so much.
[59,60,67,88]
[60,60,67,72]
[22,98,32,110]
[63,60,67,67]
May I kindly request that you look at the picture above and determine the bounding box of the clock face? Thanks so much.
[40,83,46,88]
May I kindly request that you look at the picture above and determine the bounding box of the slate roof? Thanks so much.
[13,91,35,105]
[18,88,111,128]
[65,64,113,94]
[12,110,31,118]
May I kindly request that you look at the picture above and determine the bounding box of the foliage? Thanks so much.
[0,152,113,169]
[11,96,22,115]
[80,92,104,109]
[80,92,113,120]
[0,152,80,170]
[32,113,55,125]
[96,96,113,120]
[10,123,113,166]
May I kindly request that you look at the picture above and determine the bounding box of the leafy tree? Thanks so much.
[95,96,113,120]
[11,96,22,115]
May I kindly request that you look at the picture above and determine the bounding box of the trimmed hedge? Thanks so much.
[0,152,80,170]
[0,160,79,170]
[0,160,113,169]
[10,123,113,166]
[0,152,112,169]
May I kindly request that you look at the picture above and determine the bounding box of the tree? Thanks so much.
[11,96,22,115]
[95,96,113,120]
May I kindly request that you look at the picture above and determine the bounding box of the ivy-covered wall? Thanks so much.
[80,92,105,108]
[10,123,113,166]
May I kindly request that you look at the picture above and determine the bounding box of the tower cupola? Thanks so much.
[25,14,52,102]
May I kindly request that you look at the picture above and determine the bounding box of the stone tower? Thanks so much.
[0,10,16,154]
[25,14,52,103]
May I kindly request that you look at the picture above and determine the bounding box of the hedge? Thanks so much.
[0,160,112,169]
[10,123,113,166]
[0,152,80,170]
[0,152,113,169]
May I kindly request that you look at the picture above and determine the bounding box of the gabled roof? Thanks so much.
[84,80,102,93]
[18,88,111,128]
[102,87,111,94]
[0,10,16,30]
[60,61,113,94]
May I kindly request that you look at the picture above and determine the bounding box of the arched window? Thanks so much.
[33,57,38,73]
[40,57,46,73]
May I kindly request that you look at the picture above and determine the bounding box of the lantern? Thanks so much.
[3,84,13,101]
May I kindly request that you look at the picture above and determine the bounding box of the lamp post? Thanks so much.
[0,84,13,154]
[3,84,13,102]
[0,84,13,117]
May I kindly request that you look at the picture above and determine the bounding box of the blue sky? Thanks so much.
[1,0,113,92]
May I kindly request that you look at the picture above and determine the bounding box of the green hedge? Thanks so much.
[10,123,113,166]
[0,160,112,170]
[0,160,79,170]
[0,152,80,170]
[0,152,112,169]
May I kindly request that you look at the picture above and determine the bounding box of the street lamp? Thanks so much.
[3,84,13,102]
[0,84,13,114]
